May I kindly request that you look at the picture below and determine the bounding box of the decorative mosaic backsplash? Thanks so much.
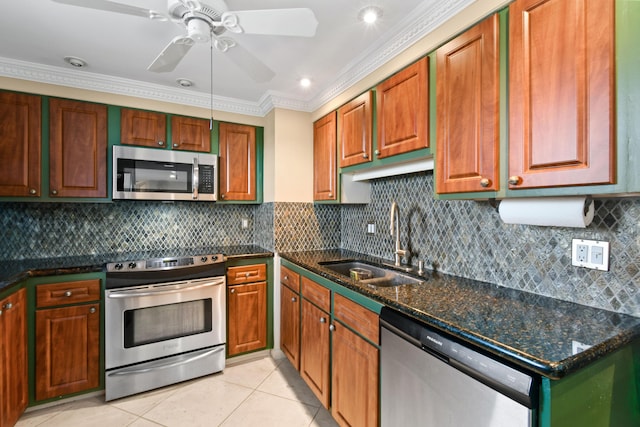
[2,172,638,316]
[341,172,640,317]
[0,201,257,259]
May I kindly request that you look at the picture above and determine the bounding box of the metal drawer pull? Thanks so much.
[508,176,522,185]
[291,297,297,302]
[480,178,490,188]
[320,317,326,323]
[329,324,335,331]
[65,291,72,297]
[230,288,235,294]
[3,302,12,310]
[284,275,288,280]
[90,307,96,314]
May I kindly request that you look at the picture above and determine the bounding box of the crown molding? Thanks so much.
[0,0,471,117]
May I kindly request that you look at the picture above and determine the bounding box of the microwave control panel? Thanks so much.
[199,165,215,194]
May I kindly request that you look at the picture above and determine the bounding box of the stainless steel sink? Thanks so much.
[319,260,425,288]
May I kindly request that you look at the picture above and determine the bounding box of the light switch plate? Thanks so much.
[571,239,610,271]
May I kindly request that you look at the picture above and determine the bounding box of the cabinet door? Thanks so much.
[331,322,379,427]
[170,116,211,152]
[0,289,27,427]
[121,108,167,148]
[338,92,373,168]
[49,98,107,198]
[227,282,267,356]
[376,56,429,159]
[280,284,300,370]
[313,112,337,201]
[218,122,257,201]
[0,92,41,197]
[436,14,500,194]
[509,0,615,189]
[300,298,330,408]
[35,303,100,400]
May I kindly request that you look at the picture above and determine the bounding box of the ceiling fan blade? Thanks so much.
[147,36,195,73]
[224,43,275,83]
[51,0,167,20]
[232,8,318,37]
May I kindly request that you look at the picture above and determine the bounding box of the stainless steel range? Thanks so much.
[105,254,226,401]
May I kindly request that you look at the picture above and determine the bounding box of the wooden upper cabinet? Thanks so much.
[376,56,429,159]
[49,98,107,198]
[436,14,500,194]
[120,108,166,148]
[509,0,615,189]
[0,92,41,197]
[313,112,337,201]
[218,122,256,201]
[170,116,211,152]
[338,91,373,168]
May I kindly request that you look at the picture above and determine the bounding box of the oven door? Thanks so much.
[105,276,225,370]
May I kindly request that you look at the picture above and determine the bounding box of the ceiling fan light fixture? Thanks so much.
[186,18,211,42]
[358,6,383,24]
[63,56,87,68]
[176,78,194,87]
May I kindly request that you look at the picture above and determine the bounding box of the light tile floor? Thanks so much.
[16,356,339,427]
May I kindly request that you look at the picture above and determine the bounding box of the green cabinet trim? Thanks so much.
[25,272,106,406]
[226,257,274,354]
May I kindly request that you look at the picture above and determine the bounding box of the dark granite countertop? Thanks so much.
[280,249,640,380]
[0,245,273,294]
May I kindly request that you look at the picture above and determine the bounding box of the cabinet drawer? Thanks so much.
[36,279,101,308]
[301,276,330,312]
[227,264,267,285]
[334,293,379,345]
[280,266,300,293]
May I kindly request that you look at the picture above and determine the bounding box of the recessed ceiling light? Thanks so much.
[63,56,87,68]
[176,78,194,88]
[300,78,311,88]
[358,6,383,24]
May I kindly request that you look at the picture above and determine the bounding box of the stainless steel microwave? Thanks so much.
[113,146,217,201]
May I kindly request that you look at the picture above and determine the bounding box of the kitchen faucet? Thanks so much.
[390,201,409,267]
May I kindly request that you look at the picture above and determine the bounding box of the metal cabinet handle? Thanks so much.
[284,275,288,280]
[230,288,236,294]
[3,302,12,310]
[89,307,96,314]
[328,193,333,198]
[64,291,72,297]
[479,178,490,188]
[29,188,37,195]
[319,317,326,323]
[173,143,179,148]
[245,272,250,278]
[508,176,522,186]
[362,153,369,159]
[0,309,2,316]
[220,194,225,199]
[329,324,335,331]
[374,149,380,156]
[51,189,58,195]
[158,141,165,146]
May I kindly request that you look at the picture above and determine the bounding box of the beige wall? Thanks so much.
[272,108,313,203]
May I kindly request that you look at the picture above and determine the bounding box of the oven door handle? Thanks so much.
[107,346,225,377]
[107,279,224,298]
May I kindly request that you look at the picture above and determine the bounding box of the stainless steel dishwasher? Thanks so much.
[380,307,537,427]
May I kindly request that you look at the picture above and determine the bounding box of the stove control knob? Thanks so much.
[114,263,123,270]
[211,255,218,261]
[128,262,137,269]
[201,256,208,263]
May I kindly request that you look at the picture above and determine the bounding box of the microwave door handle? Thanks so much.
[193,157,199,199]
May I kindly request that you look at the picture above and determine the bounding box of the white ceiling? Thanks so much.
[0,0,473,116]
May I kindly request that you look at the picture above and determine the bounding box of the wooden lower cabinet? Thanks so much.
[280,283,300,369]
[331,322,379,427]
[300,298,331,408]
[0,288,28,427]
[35,303,100,400]
[227,282,267,356]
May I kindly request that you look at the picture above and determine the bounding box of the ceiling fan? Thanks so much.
[51,0,319,82]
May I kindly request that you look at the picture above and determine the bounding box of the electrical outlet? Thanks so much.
[241,218,249,229]
[571,239,610,271]
[367,222,376,234]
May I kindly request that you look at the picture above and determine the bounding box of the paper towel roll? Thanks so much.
[498,196,594,228]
